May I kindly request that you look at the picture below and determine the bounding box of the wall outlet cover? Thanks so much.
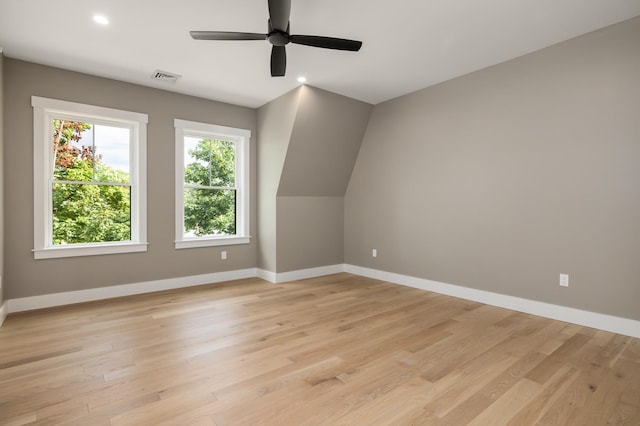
[560,274,569,287]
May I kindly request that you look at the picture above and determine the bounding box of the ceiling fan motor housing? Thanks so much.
[268,29,290,46]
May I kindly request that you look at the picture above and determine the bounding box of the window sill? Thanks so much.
[33,242,148,259]
[175,236,251,249]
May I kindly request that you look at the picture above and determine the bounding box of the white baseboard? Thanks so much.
[4,263,639,338]
[345,264,640,339]
[256,268,277,283]
[0,301,7,327]
[6,264,343,314]
[258,264,345,283]
[7,268,258,314]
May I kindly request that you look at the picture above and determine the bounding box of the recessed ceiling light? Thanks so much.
[93,15,109,25]
[297,76,307,83]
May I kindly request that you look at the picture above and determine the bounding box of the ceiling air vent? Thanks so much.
[151,70,181,83]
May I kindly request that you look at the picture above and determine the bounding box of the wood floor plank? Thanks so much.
[430,349,546,424]
[607,402,640,425]
[506,365,579,425]
[536,361,610,425]
[467,378,541,426]
[524,332,591,383]
[0,273,638,425]
[421,350,517,419]
[615,357,640,407]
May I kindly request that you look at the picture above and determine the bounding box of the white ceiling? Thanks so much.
[1,0,639,108]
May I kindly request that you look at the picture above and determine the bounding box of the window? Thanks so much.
[174,119,250,248]
[32,97,148,259]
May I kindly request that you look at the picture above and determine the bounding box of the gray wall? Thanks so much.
[276,196,344,272]
[256,87,301,272]
[258,85,371,274]
[276,86,371,272]
[0,51,4,306]
[278,86,372,197]
[345,16,640,320]
[4,59,257,299]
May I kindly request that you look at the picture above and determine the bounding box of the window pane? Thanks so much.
[52,120,130,184]
[184,137,211,186]
[52,119,94,182]
[184,188,236,237]
[94,124,130,183]
[211,139,235,187]
[52,183,131,245]
[184,137,235,187]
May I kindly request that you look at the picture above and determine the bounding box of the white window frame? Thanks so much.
[174,119,251,249]
[32,96,148,259]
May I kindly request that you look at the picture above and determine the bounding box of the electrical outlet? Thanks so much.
[559,274,569,287]
[372,249,377,258]
[221,251,227,260]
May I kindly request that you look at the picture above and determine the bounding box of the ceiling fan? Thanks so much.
[190,0,363,77]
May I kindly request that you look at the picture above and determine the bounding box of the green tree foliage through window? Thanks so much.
[183,138,237,237]
[51,119,131,244]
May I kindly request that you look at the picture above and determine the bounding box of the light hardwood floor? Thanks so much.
[0,273,639,425]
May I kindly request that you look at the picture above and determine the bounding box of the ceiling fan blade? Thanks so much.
[271,46,286,77]
[268,0,291,31]
[289,35,362,51]
[190,31,267,41]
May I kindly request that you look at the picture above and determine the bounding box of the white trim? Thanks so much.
[175,236,251,249]
[0,302,7,327]
[258,264,346,284]
[345,265,640,339]
[5,264,342,315]
[174,119,251,249]
[7,268,257,313]
[174,119,248,138]
[33,242,148,259]
[31,96,148,259]
[3,264,639,338]
[31,97,149,123]
[257,268,277,283]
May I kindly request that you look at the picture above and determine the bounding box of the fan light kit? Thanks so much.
[190,0,362,77]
